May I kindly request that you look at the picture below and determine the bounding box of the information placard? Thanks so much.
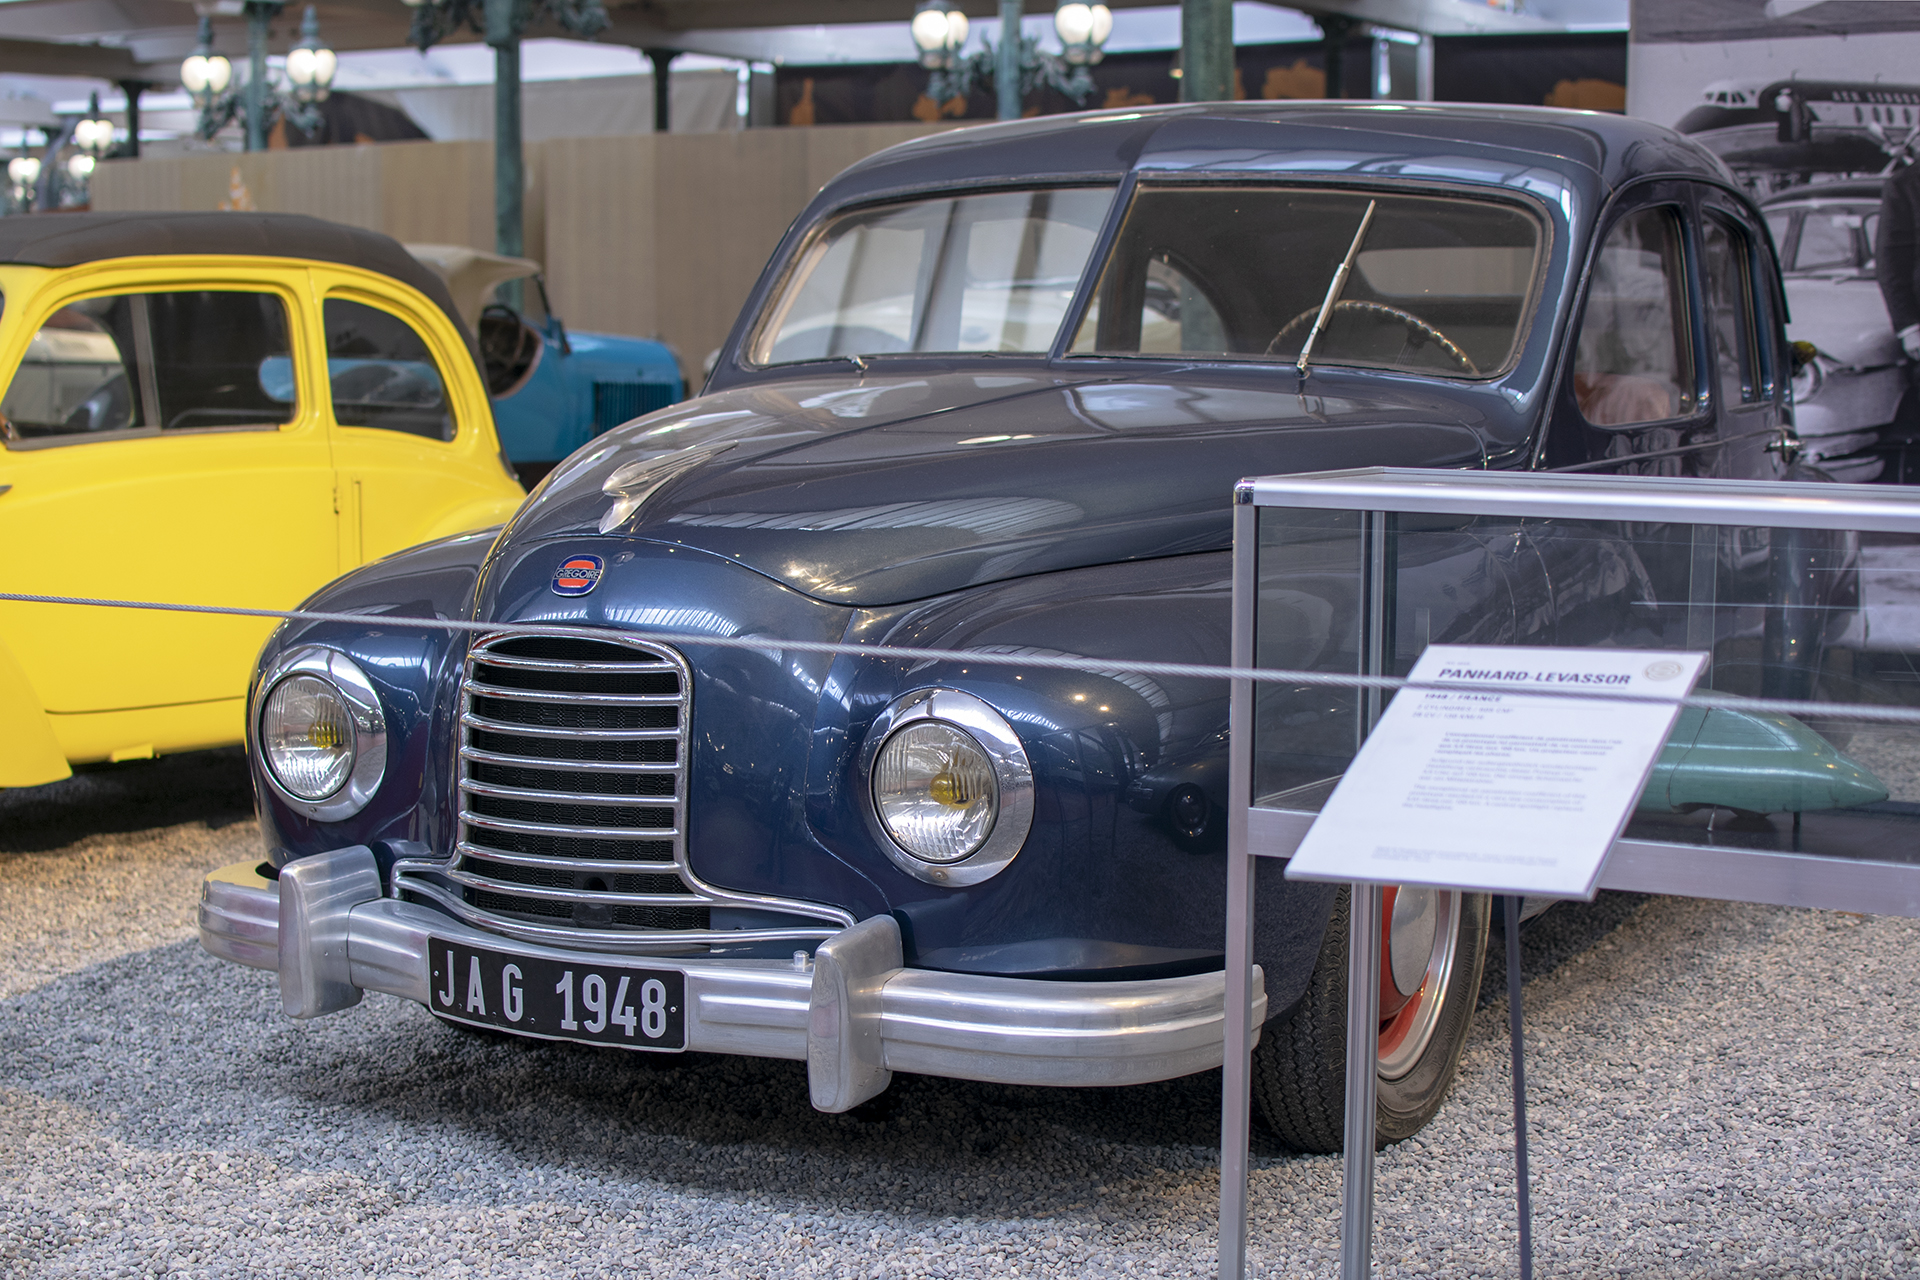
[1284,645,1707,898]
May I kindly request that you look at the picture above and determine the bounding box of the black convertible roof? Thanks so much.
[0,211,471,347]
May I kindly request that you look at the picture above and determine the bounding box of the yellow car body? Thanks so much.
[0,213,525,787]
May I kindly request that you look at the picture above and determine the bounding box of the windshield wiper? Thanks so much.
[1296,199,1377,376]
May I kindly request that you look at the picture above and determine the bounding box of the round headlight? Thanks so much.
[873,721,998,862]
[253,647,387,821]
[261,674,356,800]
[863,688,1034,886]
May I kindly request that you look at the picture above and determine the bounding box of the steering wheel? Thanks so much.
[1265,300,1478,375]
[478,303,543,397]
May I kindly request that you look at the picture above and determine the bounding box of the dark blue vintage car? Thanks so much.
[200,102,1806,1151]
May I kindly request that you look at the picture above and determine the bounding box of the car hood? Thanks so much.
[1784,275,1898,368]
[500,369,1489,606]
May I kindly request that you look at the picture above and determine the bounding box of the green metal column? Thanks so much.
[1180,0,1233,104]
[486,0,524,259]
[493,41,522,259]
[486,0,525,307]
[244,1,276,152]
[1320,15,1357,99]
[117,80,148,159]
[647,48,678,133]
[997,0,1024,120]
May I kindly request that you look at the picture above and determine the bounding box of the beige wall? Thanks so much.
[93,141,499,254]
[91,122,957,386]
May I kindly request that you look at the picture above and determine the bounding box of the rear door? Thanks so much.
[1698,193,1791,480]
[313,273,520,567]
[1542,190,1722,477]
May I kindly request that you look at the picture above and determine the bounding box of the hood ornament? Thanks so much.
[598,442,737,535]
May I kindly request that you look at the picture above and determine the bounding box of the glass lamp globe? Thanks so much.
[8,155,40,187]
[1055,2,1112,65]
[287,7,338,102]
[67,153,95,181]
[72,118,104,154]
[911,1,969,69]
[181,52,233,97]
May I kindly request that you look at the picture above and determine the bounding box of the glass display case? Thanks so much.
[1238,470,1920,904]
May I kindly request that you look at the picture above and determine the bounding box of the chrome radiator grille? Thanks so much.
[450,632,710,933]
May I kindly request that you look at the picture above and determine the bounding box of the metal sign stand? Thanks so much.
[1503,895,1535,1280]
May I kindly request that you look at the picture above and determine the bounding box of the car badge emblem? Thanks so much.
[551,554,604,597]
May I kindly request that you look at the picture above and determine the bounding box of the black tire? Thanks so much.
[1251,886,1490,1153]
[1164,784,1223,853]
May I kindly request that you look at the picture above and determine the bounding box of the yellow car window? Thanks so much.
[322,299,454,442]
[1,291,295,444]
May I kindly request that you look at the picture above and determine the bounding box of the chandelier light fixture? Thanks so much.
[179,17,234,112]
[285,7,339,107]
[911,0,971,72]
[71,94,117,156]
[912,0,1112,115]
[1053,3,1112,66]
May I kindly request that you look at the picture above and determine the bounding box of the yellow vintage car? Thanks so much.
[0,212,526,787]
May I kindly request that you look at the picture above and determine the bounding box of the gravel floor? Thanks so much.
[1,752,1917,1278]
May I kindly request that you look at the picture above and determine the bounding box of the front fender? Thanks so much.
[0,634,69,787]
[252,527,497,864]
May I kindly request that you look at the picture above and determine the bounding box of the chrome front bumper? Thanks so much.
[200,848,1266,1113]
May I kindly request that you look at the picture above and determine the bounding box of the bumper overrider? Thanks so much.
[200,848,1266,1112]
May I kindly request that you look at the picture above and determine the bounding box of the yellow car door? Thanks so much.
[0,270,336,763]
[311,270,523,569]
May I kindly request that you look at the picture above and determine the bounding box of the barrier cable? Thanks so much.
[8,590,1920,726]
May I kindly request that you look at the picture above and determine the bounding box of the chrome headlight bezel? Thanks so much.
[254,646,387,822]
[859,688,1034,887]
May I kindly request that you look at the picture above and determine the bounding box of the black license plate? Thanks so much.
[427,938,686,1051]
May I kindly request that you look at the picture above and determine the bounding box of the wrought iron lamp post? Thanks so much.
[71,95,117,161]
[286,7,340,111]
[179,16,237,137]
[402,0,608,294]
[912,0,971,101]
[181,7,333,151]
[913,0,1111,120]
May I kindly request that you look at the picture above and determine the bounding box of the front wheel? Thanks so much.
[1252,886,1490,1152]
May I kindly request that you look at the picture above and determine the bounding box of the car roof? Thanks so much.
[0,211,474,351]
[819,101,1736,208]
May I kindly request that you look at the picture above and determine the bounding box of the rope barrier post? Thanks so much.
[1336,507,1391,1280]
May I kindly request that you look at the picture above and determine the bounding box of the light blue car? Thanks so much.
[408,244,684,484]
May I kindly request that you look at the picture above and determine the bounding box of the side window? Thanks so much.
[1701,217,1762,405]
[323,299,454,441]
[1573,207,1696,427]
[1,291,293,444]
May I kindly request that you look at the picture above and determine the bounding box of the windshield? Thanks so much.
[1070,185,1544,378]
[748,187,1115,365]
